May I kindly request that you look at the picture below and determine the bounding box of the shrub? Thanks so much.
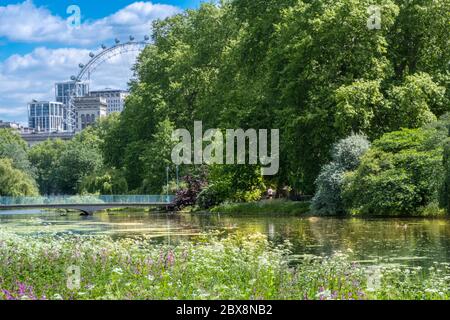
[205,164,266,205]
[331,133,371,170]
[173,174,207,210]
[312,134,370,215]
[234,188,263,203]
[343,128,445,215]
[311,163,346,214]
[196,181,230,209]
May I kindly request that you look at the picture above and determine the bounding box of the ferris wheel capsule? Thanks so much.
[115,38,120,44]
[70,76,76,81]
[144,35,149,41]
[101,44,107,50]
[129,35,135,41]
[78,63,84,68]
[89,52,95,58]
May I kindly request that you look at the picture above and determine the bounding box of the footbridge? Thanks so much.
[0,195,175,215]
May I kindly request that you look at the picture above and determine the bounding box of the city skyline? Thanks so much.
[0,0,203,124]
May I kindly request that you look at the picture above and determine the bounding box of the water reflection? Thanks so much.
[0,210,449,267]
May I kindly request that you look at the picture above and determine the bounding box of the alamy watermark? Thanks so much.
[171,121,279,175]
[67,5,81,29]
[365,266,382,292]
[367,5,381,30]
[66,265,81,290]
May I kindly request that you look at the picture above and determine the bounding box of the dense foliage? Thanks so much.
[441,141,450,213]
[79,169,128,195]
[312,134,370,215]
[0,129,37,196]
[28,139,66,195]
[1,0,448,213]
[28,128,103,195]
[0,158,38,196]
[102,0,449,197]
[343,127,446,215]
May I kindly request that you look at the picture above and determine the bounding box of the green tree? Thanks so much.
[55,130,103,194]
[388,0,450,79]
[79,169,128,195]
[28,139,66,195]
[0,128,34,175]
[334,80,387,138]
[140,119,177,193]
[0,158,38,196]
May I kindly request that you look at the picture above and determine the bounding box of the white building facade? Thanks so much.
[89,89,129,114]
[27,101,65,132]
[74,96,107,131]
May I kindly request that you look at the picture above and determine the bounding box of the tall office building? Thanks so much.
[55,81,89,130]
[55,81,90,105]
[27,101,65,132]
[89,89,129,114]
[74,96,107,131]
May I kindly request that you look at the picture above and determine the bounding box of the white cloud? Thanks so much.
[0,1,62,42]
[0,106,27,116]
[0,1,180,45]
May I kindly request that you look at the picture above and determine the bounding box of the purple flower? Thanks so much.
[331,291,338,299]
[145,257,154,268]
[2,289,15,300]
[16,282,37,300]
[166,251,175,266]
[2,282,37,300]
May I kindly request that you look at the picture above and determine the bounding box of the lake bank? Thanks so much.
[207,199,448,218]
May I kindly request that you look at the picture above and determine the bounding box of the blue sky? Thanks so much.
[0,0,204,123]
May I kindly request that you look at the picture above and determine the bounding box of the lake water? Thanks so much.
[1,210,449,268]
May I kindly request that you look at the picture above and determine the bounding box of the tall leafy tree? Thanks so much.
[0,158,38,196]
[28,139,66,195]
[0,128,34,175]
[55,130,103,194]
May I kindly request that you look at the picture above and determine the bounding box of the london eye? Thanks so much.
[65,35,150,131]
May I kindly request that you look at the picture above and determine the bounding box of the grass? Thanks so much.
[210,199,311,215]
[0,231,448,300]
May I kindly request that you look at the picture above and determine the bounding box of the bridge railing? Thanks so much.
[0,195,175,206]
